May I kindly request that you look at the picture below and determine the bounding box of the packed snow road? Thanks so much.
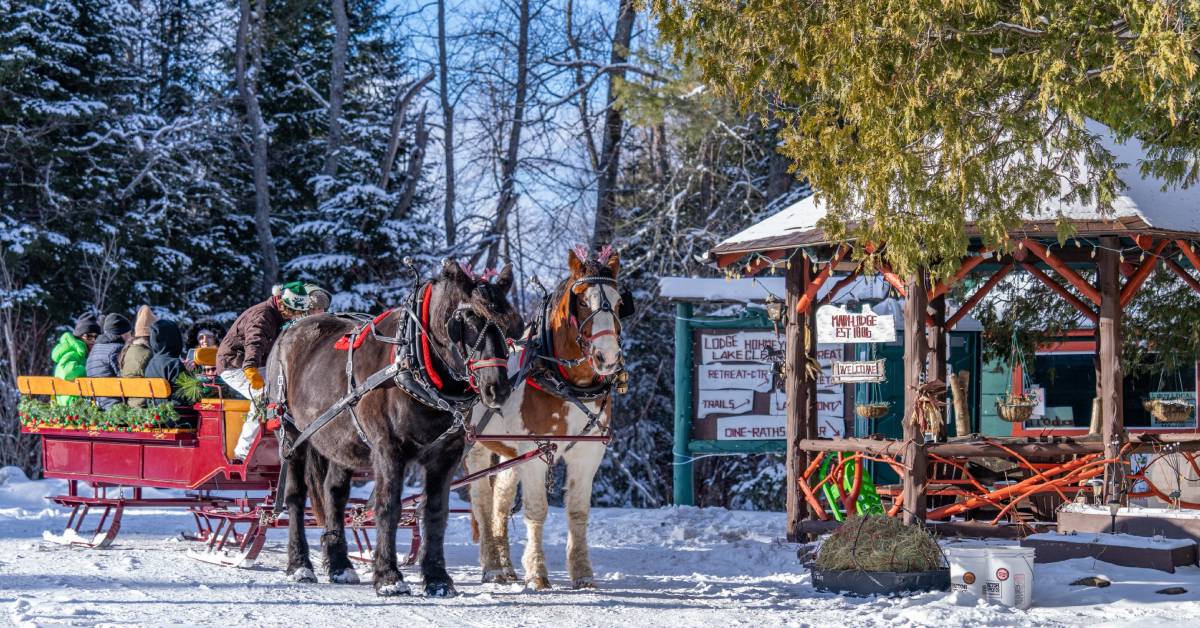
[3,469,1200,627]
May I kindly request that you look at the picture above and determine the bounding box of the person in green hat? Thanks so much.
[50,314,100,405]
[215,282,311,460]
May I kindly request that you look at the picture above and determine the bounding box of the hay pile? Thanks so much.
[814,515,943,572]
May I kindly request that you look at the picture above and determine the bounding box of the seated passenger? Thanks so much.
[120,305,157,377]
[51,314,99,405]
[185,324,221,374]
[217,282,310,460]
[86,313,132,409]
[144,319,188,403]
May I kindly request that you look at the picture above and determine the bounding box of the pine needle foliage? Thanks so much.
[653,0,1200,278]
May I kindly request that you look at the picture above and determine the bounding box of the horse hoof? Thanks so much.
[482,569,517,584]
[375,581,412,596]
[288,567,317,584]
[526,576,551,591]
[425,582,458,598]
[572,577,596,590]
[330,569,360,584]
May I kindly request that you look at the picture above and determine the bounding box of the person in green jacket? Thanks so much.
[51,314,100,405]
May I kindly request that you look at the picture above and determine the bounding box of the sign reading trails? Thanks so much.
[816,304,895,344]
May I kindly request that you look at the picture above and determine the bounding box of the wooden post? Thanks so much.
[902,271,929,525]
[1097,236,1126,501]
[672,302,695,506]
[785,256,812,540]
[928,293,947,440]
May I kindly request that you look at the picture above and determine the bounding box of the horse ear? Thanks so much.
[496,263,514,294]
[567,248,585,278]
[606,249,620,276]
[441,258,468,287]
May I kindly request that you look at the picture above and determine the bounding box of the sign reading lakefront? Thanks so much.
[816,304,896,344]
[830,359,886,384]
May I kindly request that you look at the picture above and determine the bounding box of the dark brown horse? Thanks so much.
[266,261,520,596]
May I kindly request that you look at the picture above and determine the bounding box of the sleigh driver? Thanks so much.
[216,282,312,461]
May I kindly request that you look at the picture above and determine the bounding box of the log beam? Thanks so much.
[1165,258,1200,296]
[817,265,862,307]
[1020,262,1099,322]
[1098,235,1126,502]
[930,250,992,300]
[877,261,908,297]
[1021,239,1102,305]
[785,256,812,541]
[946,263,1013,329]
[928,293,948,441]
[1119,239,1169,308]
[901,272,929,525]
[742,249,785,278]
[1176,239,1200,271]
[795,246,849,314]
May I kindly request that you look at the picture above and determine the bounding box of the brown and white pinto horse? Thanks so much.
[465,247,625,589]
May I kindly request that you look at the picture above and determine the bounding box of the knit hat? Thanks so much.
[272,281,311,312]
[133,305,157,338]
[102,313,132,336]
[73,314,101,337]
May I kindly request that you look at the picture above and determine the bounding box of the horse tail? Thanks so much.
[304,448,329,526]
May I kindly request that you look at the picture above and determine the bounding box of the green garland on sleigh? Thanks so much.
[18,397,187,433]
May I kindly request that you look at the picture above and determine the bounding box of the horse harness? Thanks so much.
[473,274,628,456]
[268,282,507,512]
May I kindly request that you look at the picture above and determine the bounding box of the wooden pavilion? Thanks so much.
[708,124,1200,540]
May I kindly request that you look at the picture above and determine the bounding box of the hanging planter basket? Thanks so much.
[1147,399,1195,425]
[856,402,891,420]
[996,393,1038,423]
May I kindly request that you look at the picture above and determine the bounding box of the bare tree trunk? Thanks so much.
[437,0,457,247]
[392,106,429,222]
[379,71,434,189]
[485,0,530,268]
[322,0,349,180]
[237,0,279,292]
[589,0,636,248]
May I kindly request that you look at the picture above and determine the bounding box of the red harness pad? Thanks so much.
[333,309,394,351]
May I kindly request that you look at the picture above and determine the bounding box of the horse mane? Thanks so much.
[550,256,617,331]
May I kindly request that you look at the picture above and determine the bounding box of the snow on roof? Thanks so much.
[657,276,983,331]
[714,120,1200,255]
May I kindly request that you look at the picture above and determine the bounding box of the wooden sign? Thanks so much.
[696,364,774,393]
[696,389,755,418]
[830,359,886,384]
[717,415,786,440]
[699,331,783,364]
[816,304,895,344]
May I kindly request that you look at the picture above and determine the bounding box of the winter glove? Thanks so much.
[243,366,265,392]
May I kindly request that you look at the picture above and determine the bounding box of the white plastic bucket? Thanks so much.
[945,546,989,597]
[983,547,1036,609]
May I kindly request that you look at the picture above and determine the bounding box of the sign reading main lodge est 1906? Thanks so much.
[693,330,848,441]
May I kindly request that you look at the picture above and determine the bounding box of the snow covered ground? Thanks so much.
[4,468,1200,627]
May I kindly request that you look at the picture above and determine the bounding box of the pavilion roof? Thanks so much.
[712,120,1200,260]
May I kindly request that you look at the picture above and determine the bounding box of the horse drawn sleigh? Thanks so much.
[18,248,630,596]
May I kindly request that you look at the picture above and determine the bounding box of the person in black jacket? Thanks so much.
[144,320,186,402]
[86,313,132,409]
